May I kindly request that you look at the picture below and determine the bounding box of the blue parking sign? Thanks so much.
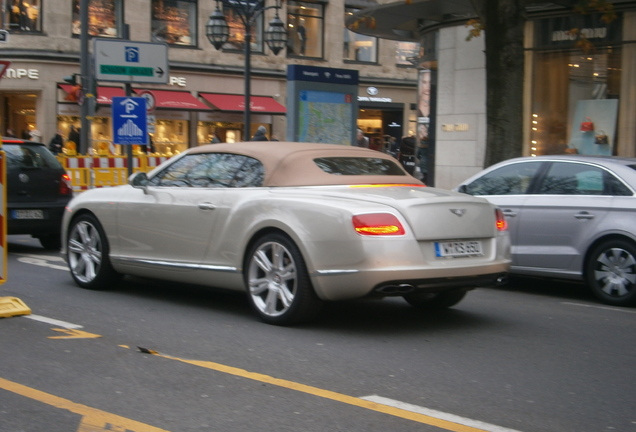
[112,97,147,145]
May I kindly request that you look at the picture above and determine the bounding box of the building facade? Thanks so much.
[0,0,419,157]
[348,0,636,189]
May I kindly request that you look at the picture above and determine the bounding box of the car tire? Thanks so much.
[585,239,636,306]
[245,233,323,325]
[67,213,120,290]
[38,234,62,250]
[403,289,468,310]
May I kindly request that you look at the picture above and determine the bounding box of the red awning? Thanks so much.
[97,87,126,104]
[200,93,286,114]
[58,84,126,105]
[134,89,211,110]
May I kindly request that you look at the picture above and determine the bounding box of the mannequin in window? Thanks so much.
[297,22,307,55]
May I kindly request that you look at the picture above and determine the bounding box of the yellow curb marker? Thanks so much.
[0,296,31,318]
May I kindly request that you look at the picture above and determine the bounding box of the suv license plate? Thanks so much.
[13,209,44,219]
[435,241,483,258]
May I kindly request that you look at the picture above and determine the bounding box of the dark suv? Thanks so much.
[2,137,73,249]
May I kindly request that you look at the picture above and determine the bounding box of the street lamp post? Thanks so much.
[206,0,287,141]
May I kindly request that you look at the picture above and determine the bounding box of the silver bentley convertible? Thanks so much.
[62,142,510,325]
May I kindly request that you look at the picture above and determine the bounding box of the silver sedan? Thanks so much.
[457,155,636,307]
[62,142,510,325]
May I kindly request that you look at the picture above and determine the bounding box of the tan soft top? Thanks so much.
[186,141,424,187]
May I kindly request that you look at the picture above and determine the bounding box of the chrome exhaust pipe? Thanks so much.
[375,284,415,295]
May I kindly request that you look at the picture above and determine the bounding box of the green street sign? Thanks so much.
[100,65,154,77]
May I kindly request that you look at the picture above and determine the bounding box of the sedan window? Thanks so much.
[538,162,631,196]
[463,162,541,195]
[149,153,264,188]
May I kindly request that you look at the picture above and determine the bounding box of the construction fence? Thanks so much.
[58,155,171,192]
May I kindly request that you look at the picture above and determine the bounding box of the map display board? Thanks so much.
[298,91,354,145]
[286,65,359,145]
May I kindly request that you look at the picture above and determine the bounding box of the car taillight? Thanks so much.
[60,173,73,196]
[495,208,508,231]
[352,213,405,236]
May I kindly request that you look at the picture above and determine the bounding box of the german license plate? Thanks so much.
[435,241,483,258]
[12,209,44,219]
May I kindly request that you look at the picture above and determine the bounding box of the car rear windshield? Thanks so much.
[314,157,405,176]
[3,144,63,170]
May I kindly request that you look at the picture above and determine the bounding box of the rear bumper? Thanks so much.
[7,204,67,236]
[310,261,511,301]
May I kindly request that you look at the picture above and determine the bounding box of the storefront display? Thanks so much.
[72,0,120,37]
[151,0,196,46]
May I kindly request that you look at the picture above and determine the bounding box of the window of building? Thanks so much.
[343,7,376,63]
[531,14,622,156]
[287,1,323,58]
[7,0,42,33]
[72,0,121,37]
[395,41,418,66]
[151,0,197,46]
[221,4,263,53]
[531,48,621,156]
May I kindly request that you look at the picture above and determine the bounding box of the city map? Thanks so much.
[298,90,353,145]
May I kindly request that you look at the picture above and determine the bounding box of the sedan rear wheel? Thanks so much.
[67,214,120,290]
[245,233,322,325]
[586,239,636,306]
[403,289,468,310]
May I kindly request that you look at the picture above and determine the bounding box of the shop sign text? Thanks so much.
[442,123,469,132]
[357,96,392,103]
[4,68,39,79]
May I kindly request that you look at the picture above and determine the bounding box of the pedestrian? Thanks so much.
[49,130,64,155]
[354,129,369,148]
[5,127,16,137]
[250,125,269,141]
[29,127,42,142]
[68,125,80,146]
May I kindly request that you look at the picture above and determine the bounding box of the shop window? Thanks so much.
[287,1,323,58]
[72,0,121,38]
[531,48,621,156]
[219,4,264,53]
[151,0,197,46]
[154,119,189,156]
[7,0,42,33]
[395,41,418,67]
[343,7,376,63]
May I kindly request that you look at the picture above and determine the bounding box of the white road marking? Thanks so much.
[23,314,83,329]
[15,253,69,271]
[361,395,524,432]
[562,302,636,314]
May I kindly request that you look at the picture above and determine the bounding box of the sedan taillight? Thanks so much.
[60,173,73,196]
[495,208,508,231]
[352,213,405,236]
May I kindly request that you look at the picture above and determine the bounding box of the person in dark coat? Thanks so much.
[251,125,269,141]
[49,130,64,154]
[68,125,80,147]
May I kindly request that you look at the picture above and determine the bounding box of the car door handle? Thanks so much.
[501,209,517,217]
[198,202,216,210]
[574,211,595,220]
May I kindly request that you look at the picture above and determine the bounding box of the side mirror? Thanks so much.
[129,172,149,193]
[457,184,468,194]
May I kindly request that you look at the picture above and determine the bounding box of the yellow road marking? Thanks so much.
[0,377,171,432]
[152,350,488,432]
[48,328,102,339]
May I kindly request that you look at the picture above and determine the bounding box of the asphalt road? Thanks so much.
[1,235,635,432]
